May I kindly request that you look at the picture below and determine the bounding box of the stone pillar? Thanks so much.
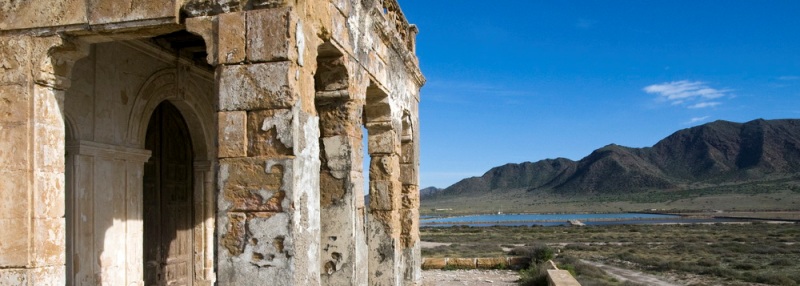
[316,55,368,285]
[0,35,85,285]
[399,112,421,286]
[365,84,404,286]
[202,7,321,286]
[64,141,151,286]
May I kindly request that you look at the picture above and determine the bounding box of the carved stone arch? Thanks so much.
[126,68,215,162]
[126,67,217,285]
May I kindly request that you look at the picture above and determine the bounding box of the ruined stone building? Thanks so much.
[0,0,424,285]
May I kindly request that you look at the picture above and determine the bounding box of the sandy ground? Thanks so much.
[422,269,519,286]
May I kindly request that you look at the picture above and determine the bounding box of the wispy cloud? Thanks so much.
[779,76,800,81]
[685,116,710,125]
[644,80,731,109]
[688,102,721,109]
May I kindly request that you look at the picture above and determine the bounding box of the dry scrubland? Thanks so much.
[422,222,800,286]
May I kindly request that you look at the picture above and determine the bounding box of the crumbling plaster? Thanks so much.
[0,0,422,285]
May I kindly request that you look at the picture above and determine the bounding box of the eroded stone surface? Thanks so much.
[2,0,423,285]
[218,62,298,111]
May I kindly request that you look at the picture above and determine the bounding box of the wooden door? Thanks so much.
[144,102,194,286]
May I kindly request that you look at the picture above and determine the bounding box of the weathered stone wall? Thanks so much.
[1,0,423,285]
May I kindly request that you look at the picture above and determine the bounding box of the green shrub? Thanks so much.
[510,244,555,267]
[517,262,549,286]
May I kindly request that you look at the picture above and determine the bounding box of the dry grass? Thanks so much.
[422,222,800,285]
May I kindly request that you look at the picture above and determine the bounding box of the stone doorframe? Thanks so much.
[56,34,217,285]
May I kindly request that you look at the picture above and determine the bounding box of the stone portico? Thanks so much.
[0,0,423,285]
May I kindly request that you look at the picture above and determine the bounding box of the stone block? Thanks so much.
[547,269,581,286]
[186,16,218,65]
[319,171,345,207]
[28,265,66,286]
[476,257,507,269]
[0,85,29,124]
[421,258,446,270]
[399,209,418,236]
[0,170,29,220]
[219,158,286,211]
[368,154,399,181]
[0,123,29,172]
[0,37,29,86]
[224,188,285,212]
[367,128,399,155]
[247,109,293,157]
[246,8,293,62]
[33,85,65,127]
[88,0,175,25]
[317,100,361,137]
[218,111,248,158]
[401,192,419,210]
[369,180,401,211]
[368,210,400,238]
[0,0,86,30]
[31,217,65,267]
[218,12,247,64]
[34,123,65,173]
[400,142,415,163]
[218,62,298,111]
[447,258,475,269]
[0,218,29,266]
[399,163,417,185]
[321,135,359,178]
[34,171,65,219]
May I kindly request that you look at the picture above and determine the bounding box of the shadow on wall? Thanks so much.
[63,36,216,285]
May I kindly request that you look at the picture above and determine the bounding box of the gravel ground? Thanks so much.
[422,269,519,286]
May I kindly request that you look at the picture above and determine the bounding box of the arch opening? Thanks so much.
[143,101,195,286]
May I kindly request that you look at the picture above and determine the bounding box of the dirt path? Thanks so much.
[581,260,680,286]
[422,269,519,286]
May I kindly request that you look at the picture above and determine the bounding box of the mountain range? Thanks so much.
[424,119,800,200]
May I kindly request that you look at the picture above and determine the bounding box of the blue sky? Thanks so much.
[398,1,800,189]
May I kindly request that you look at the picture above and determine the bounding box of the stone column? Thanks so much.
[0,35,85,285]
[365,85,404,286]
[316,87,368,285]
[399,112,421,286]
[198,7,321,286]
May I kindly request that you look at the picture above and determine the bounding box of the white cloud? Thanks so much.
[644,80,731,109]
[779,76,800,81]
[688,101,721,109]
[685,116,710,125]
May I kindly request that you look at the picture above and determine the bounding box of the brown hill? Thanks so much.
[426,119,800,199]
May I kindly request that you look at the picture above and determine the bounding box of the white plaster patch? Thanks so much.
[296,21,305,67]
[322,136,351,179]
[218,163,232,211]
[261,109,293,148]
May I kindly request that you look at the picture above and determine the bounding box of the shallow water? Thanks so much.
[420,213,745,227]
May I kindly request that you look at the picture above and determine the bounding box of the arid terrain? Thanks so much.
[422,218,800,285]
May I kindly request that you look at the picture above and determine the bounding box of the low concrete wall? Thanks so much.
[421,257,527,270]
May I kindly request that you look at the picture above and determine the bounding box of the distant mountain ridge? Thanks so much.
[426,119,800,198]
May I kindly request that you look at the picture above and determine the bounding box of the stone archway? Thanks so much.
[62,37,217,286]
[143,101,195,286]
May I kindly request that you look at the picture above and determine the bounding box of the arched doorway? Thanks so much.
[143,101,195,285]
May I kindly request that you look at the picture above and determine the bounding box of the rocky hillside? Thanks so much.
[426,119,800,198]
